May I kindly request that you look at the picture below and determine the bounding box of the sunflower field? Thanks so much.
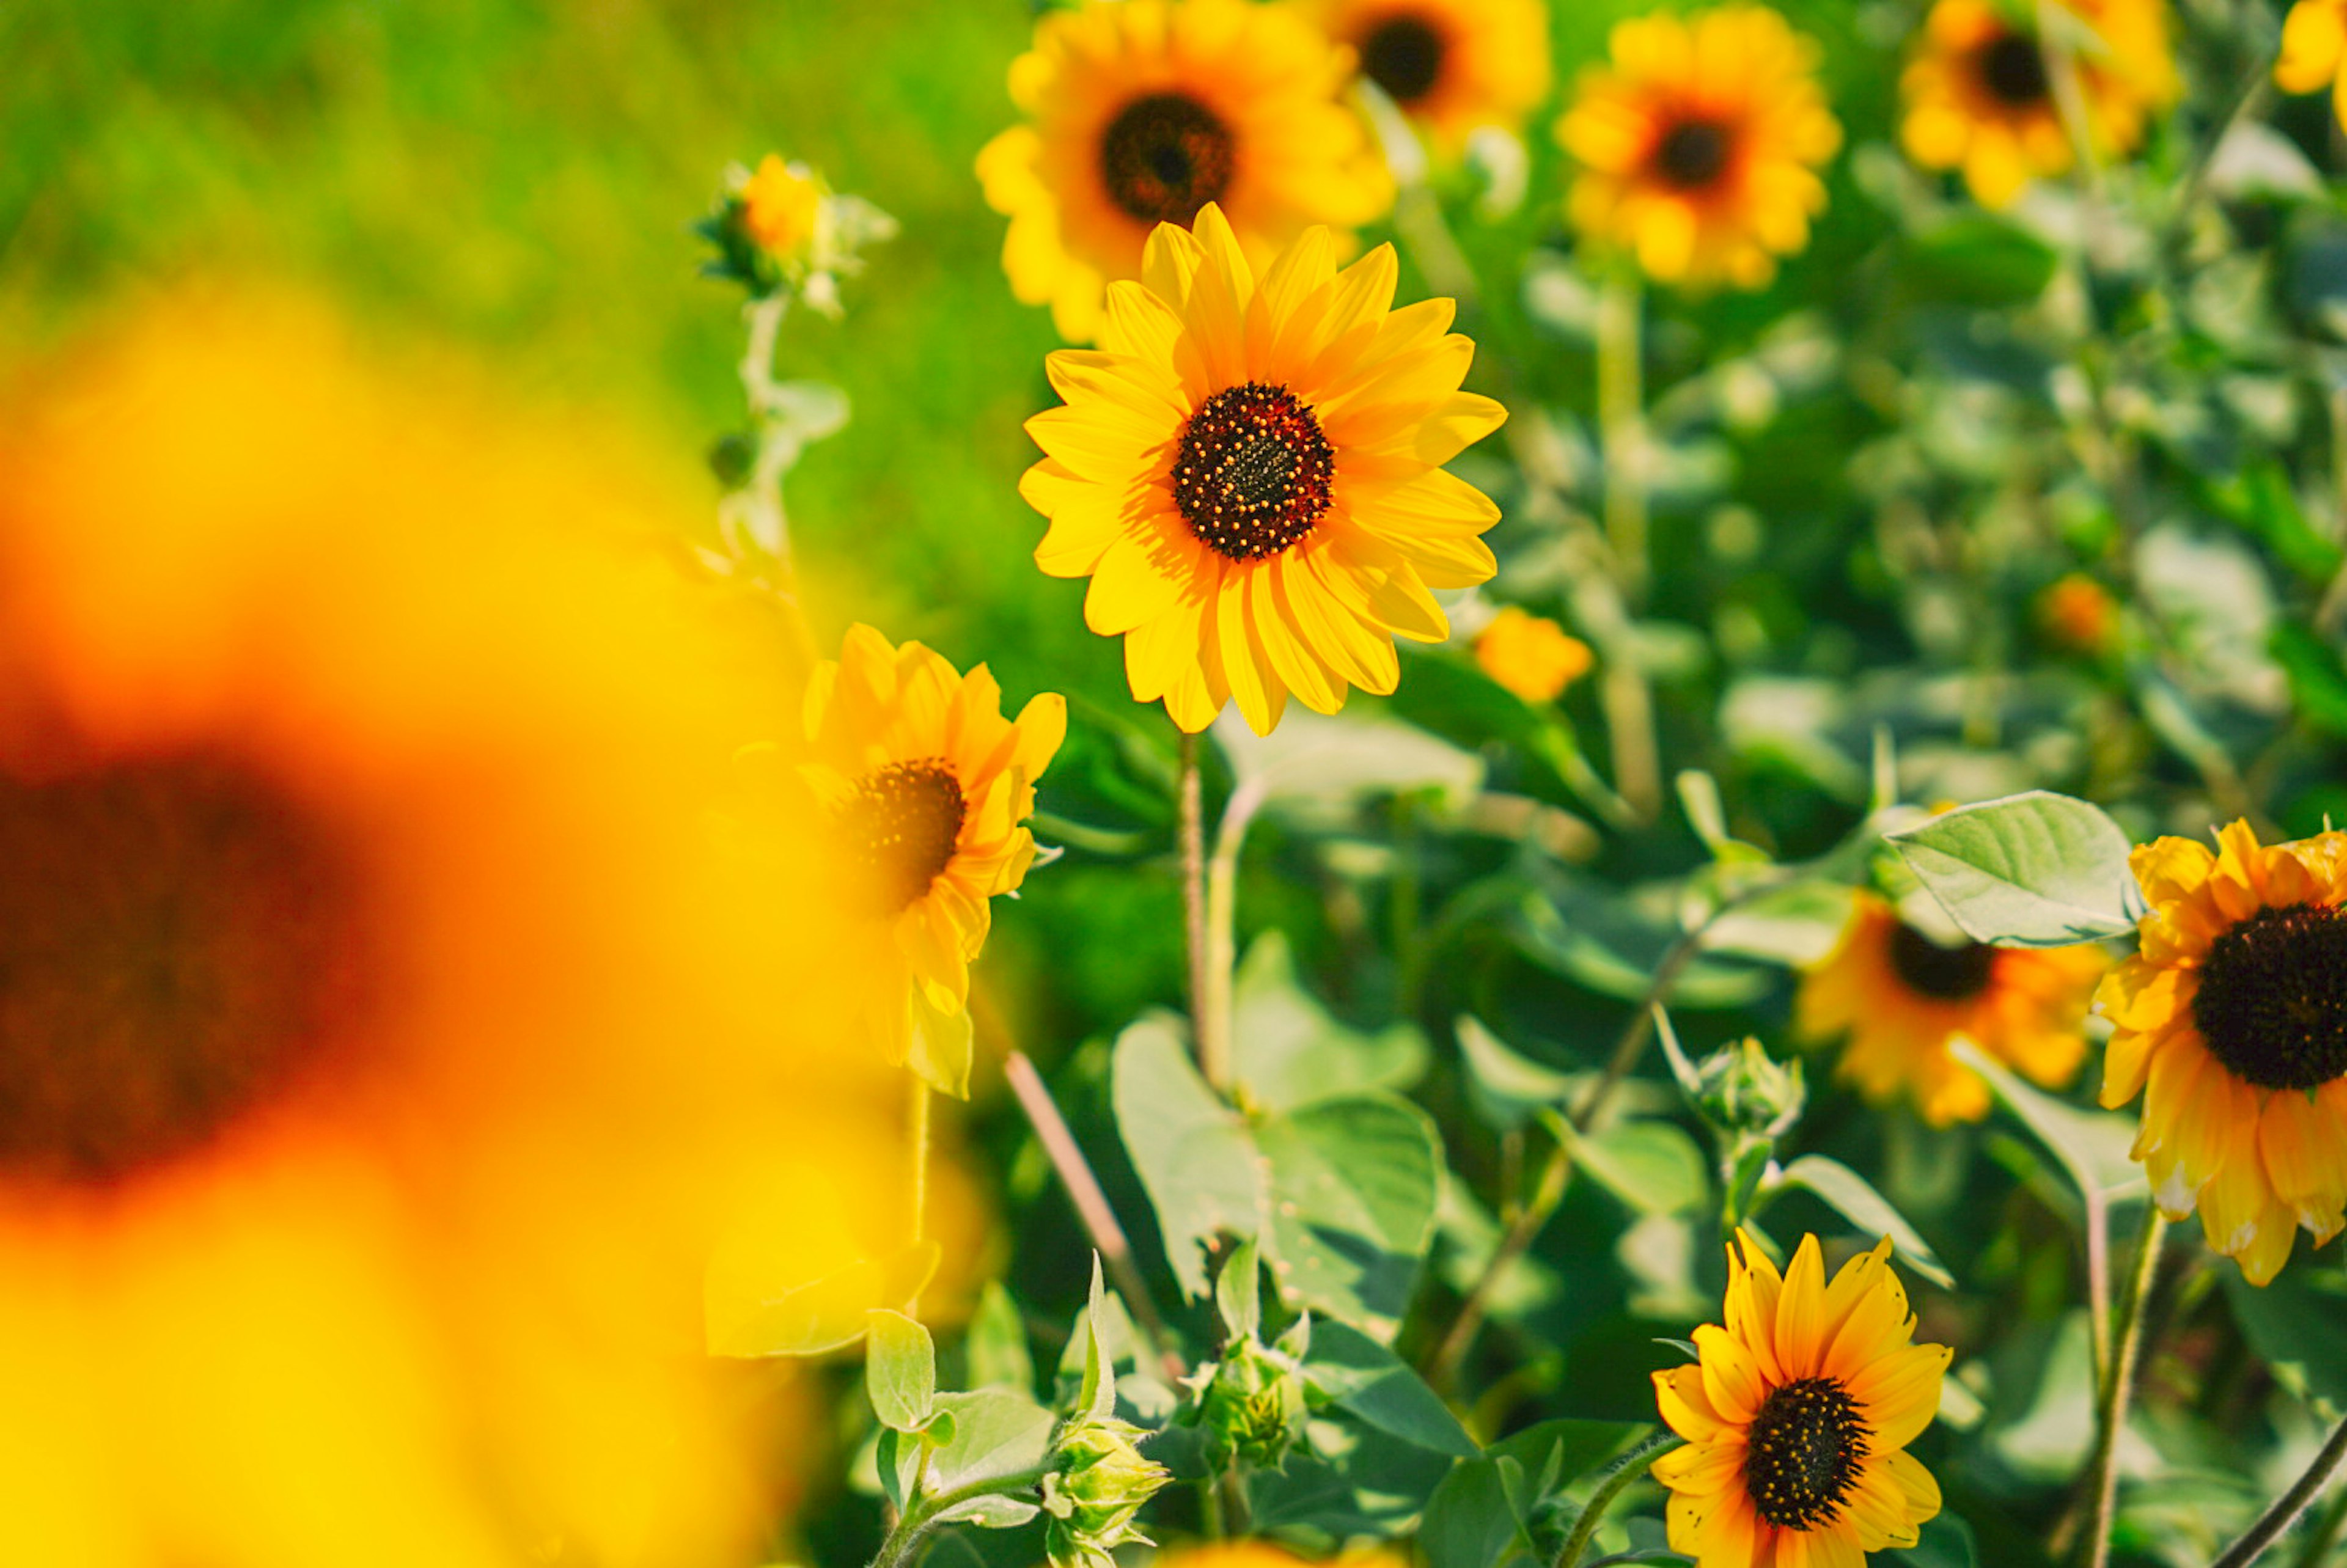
[9,0,2347,1565]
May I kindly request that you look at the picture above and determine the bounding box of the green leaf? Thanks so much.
[1556,1116,1709,1217]
[917,1390,1057,1498]
[1455,1015,1577,1131]
[1076,1254,1115,1421]
[1259,1094,1444,1335]
[933,1495,1043,1528]
[1421,1454,1534,1568]
[1303,1320,1480,1457]
[1214,706,1484,824]
[1948,1040,2142,1202]
[865,1310,936,1433]
[967,1281,1035,1394]
[1900,216,2057,307]
[1231,930,1428,1112]
[2222,1260,2347,1410]
[1701,879,1857,967]
[1112,1013,1261,1301]
[1767,1154,1955,1289]
[1216,1236,1262,1341]
[1886,792,2143,947]
[1887,1514,1979,1568]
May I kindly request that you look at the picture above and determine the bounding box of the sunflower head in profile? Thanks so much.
[1796,892,2106,1127]
[803,625,1066,1099]
[1020,204,1507,736]
[1652,1233,1949,1568]
[2098,822,2347,1284]
[1900,0,2178,208]
[1303,0,1552,150]
[977,0,1395,343]
[1556,4,1841,290]
[2277,0,2347,130]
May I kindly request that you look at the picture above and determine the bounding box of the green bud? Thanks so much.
[1041,1415,1170,1568]
[1694,1036,1805,1138]
[1199,1338,1308,1470]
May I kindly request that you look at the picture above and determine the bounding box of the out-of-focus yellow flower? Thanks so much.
[2098,822,2347,1284]
[1302,0,1552,148]
[1020,205,1507,735]
[1652,1233,1948,1568]
[742,153,823,259]
[0,300,903,1566]
[1474,606,1592,703]
[2039,571,2118,653]
[1557,5,1840,289]
[803,625,1065,1099]
[2278,0,2347,128]
[1900,0,2177,208]
[1797,892,2106,1126]
[977,0,1394,343]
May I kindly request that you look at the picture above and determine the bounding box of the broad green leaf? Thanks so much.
[1112,1014,1260,1300]
[1702,879,1856,967]
[1487,1418,1645,1497]
[1557,1116,1708,1217]
[967,1281,1035,1394]
[1260,1094,1444,1335]
[2222,1261,2347,1409]
[1213,706,1484,825]
[1949,1041,2141,1201]
[864,1310,936,1433]
[1768,1155,1954,1289]
[918,1389,1057,1498]
[1303,1320,1480,1457]
[1246,1419,1455,1538]
[1421,1455,1533,1568]
[1455,1015,1576,1131]
[932,1495,1043,1528]
[1216,1236,1262,1341]
[1900,216,2057,307]
[1513,868,1776,1008]
[1887,1515,1980,1568]
[1232,931,1427,1112]
[1887,792,2143,946]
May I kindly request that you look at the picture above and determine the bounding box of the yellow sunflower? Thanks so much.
[2098,822,2347,1285]
[1556,5,1842,289]
[0,300,902,1565]
[976,0,1395,343]
[1302,0,1552,149]
[1474,605,1592,703]
[1019,204,1508,736]
[1900,0,2178,208]
[1796,892,2106,1127]
[803,625,1066,1099]
[2278,0,2347,130]
[1653,1233,1949,1568]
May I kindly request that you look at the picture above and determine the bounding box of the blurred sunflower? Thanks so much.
[2098,822,2347,1284]
[1900,0,2177,208]
[977,0,1394,343]
[2277,0,2347,129]
[1556,5,1841,289]
[1474,606,1591,703]
[1020,205,1507,735]
[1302,0,1552,149]
[0,301,900,1567]
[1652,1233,1949,1568]
[1797,892,2106,1127]
[803,625,1066,1099]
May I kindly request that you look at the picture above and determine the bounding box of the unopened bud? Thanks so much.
[1041,1416,1170,1568]
[1200,1338,1309,1470]
[1694,1036,1804,1138]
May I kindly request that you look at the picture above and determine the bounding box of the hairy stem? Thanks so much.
[1555,1429,1684,1568]
[1177,729,1232,1092]
[867,1465,1053,1568]
[2078,1206,2167,1568]
[2214,1413,2347,1568]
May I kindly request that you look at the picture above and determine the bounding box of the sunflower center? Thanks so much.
[1100,93,1236,227]
[839,759,965,915]
[2192,902,2347,1091]
[1652,117,1733,189]
[1743,1376,1871,1532]
[1171,382,1336,562]
[1361,13,1446,105]
[0,750,373,1186]
[1889,922,1999,1002]
[1975,32,2050,106]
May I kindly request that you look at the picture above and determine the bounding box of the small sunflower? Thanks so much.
[2277,0,2347,130]
[1019,204,1508,736]
[1556,5,1842,289]
[1303,0,1552,149]
[977,0,1394,343]
[1652,1233,1949,1568]
[803,625,1067,1099]
[2098,822,2347,1285]
[1474,605,1592,703]
[1900,0,2178,208]
[1797,892,2106,1127]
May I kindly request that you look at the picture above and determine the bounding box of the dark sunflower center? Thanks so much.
[1099,92,1236,227]
[2192,902,2347,1092]
[0,750,372,1186]
[1361,13,1446,105]
[1651,117,1733,189]
[1975,32,2050,106]
[839,759,964,915]
[1744,1376,1871,1532]
[1889,921,1999,1002]
[1170,382,1336,562]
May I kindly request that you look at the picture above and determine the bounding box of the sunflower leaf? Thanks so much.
[1886,792,2143,947]
[864,1309,936,1433]
[1765,1154,1954,1288]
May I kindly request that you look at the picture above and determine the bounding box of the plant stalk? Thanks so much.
[905,1074,931,1316]
[867,1465,1053,1568]
[2214,1413,2347,1568]
[2077,1205,2167,1568]
[1177,728,1233,1091]
[1555,1429,1684,1568]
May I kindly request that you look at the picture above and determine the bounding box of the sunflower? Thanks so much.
[1555,5,1842,289]
[2098,822,2347,1285]
[1899,0,2178,208]
[2277,0,2347,130]
[976,0,1394,343]
[1302,0,1552,149]
[803,625,1066,1100]
[1652,1233,1950,1568]
[0,301,903,1566]
[1474,605,1592,703]
[1796,892,2106,1127]
[1019,204,1507,736]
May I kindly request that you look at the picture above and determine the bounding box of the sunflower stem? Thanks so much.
[1177,728,1232,1092]
[1554,1428,1683,1568]
[905,1074,931,1317]
[2214,1412,2347,1568]
[2285,1461,2347,1568]
[1595,269,1647,598]
[867,1464,1053,1568]
[2077,1204,2167,1568]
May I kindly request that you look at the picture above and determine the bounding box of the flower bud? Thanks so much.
[1200,1338,1309,1470]
[1041,1416,1171,1568]
[1694,1036,1805,1138]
